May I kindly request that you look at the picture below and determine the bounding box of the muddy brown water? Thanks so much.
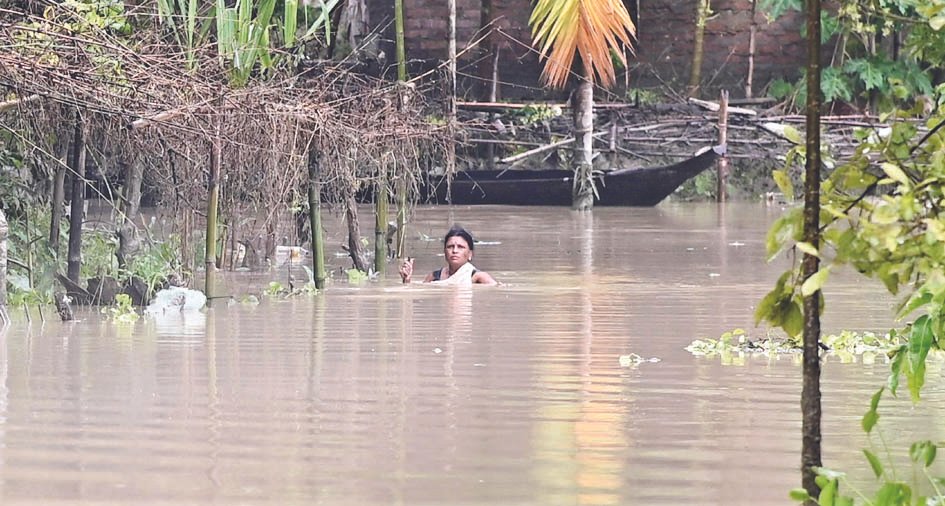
[2,202,943,505]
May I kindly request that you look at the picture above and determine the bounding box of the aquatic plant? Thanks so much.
[103,293,138,323]
[686,328,923,365]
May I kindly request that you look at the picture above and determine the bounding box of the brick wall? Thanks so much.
[368,0,808,100]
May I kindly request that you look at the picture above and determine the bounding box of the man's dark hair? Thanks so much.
[444,226,474,250]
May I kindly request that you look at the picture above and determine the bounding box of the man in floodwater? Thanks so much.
[399,226,498,286]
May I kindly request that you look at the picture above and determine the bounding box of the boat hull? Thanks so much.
[422,145,725,206]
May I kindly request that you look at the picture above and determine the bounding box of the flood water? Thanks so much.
[2,202,944,505]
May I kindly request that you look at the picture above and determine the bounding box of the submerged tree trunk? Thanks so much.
[801,0,823,500]
[0,209,8,324]
[393,0,408,259]
[66,115,87,284]
[571,62,594,211]
[688,0,710,97]
[344,190,369,273]
[307,149,326,289]
[117,154,145,269]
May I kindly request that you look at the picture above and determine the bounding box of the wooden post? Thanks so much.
[716,90,729,202]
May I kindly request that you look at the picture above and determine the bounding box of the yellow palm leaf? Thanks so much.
[530,0,636,89]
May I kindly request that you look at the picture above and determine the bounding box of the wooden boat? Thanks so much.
[421,145,726,206]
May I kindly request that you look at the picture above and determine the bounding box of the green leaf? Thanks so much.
[783,299,804,337]
[283,0,297,47]
[888,347,905,395]
[863,449,884,478]
[796,241,819,258]
[862,387,883,433]
[801,267,830,297]
[819,477,837,506]
[788,488,811,501]
[881,162,911,187]
[783,125,803,145]
[906,315,934,402]
[772,169,795,201]
[909,440,937,467]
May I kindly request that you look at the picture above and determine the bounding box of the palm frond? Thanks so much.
[530,0,636,89]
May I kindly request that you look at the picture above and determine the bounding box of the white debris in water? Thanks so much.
[709,273,721,277]
[729,241,746,247]
[433,347,443,354]
[146,287,207,314]
[618,354,661,367]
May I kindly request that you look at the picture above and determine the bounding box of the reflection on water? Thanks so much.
[0,202,936,505]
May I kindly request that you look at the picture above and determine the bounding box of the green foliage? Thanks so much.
[12,0,132,87]
[264,281,285,296]
[510,104,563,126]
[156,0,340,85]
[761,0,944,113]
[0,147,34,217]
[102,293,139,323]
[126,235,182,298]
[81,229,120,280]
[792,413,945,506]
[686,328,912,365]
[346,268,369,284]
[5,207,63,306]
[624,88,660,105]
[764,102,945,506]
[58,0,131,35]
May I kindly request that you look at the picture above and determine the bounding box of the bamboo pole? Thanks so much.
[307,149,326,290]
[394,0,406,82]
[716,90,729,202]
[394,0,408,260]
[204,97,222,306]
[688,0,710,97]
[746,0,757,98]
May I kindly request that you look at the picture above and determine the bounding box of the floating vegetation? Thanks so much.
[685,328,936,365]
[102,294,139,324]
